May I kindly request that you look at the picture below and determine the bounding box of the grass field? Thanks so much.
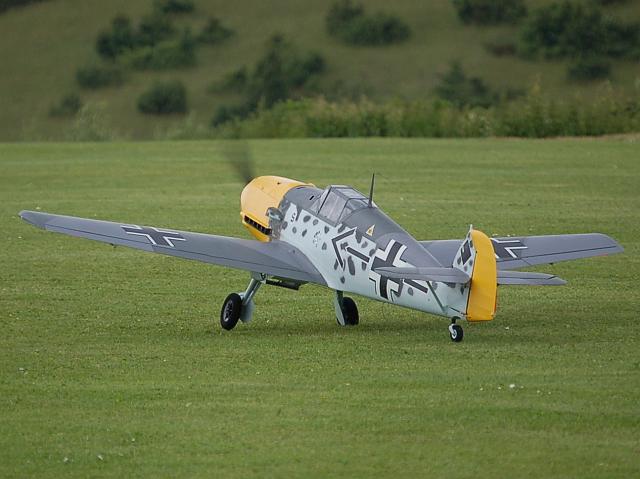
[1,0,640,140]
[1,138,639,477]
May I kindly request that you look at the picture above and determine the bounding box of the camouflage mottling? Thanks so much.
[347,256,355,276]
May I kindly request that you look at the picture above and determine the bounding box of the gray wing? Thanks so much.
[419,233,623,270]
[20,211,326,285]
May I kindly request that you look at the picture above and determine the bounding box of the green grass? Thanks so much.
[1,138,639,477]
[1,0,640,140]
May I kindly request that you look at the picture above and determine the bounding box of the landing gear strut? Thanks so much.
[219,273,264,330]
[334,291,359,326]
[448,318,463,342]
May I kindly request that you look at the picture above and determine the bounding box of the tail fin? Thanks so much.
[453,226,497,321]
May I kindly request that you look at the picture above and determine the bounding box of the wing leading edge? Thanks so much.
[20,210,326,285]
[419,233,623,271]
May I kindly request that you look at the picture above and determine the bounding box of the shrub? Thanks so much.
[137,80,188,114]
[568,56,611,81]
[66,102,119,141]
[0,0,45,14]
[247,35,325,108]
[484,39,517,56]
[211,104,252,126]
[49,93,82,117]
[452,0,527,25]
[76,64,124,89]
[137,12,174,47]
[213,36,327,125]
[153,0,194,14]
[520,1,640,60]
[326,0,364,35]
[198,17,234,44]
[340,13,410,46]
[96,14,137,60]
[210,91,640,140]
[434,62,498,108]
[209,67,248,93]
[288,52,325,87]
[325,0,411,46]
[125,29,196,70]
[96,13,175,60]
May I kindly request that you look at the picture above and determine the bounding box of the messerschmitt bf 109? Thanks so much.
[20,173,622,342]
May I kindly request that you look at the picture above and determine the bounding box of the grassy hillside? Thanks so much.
[1,138,639,477]
[1,0,639,141]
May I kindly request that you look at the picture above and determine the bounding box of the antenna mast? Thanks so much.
[368,173,375,207]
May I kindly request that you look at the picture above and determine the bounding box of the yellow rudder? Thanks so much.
[466,229,498,321]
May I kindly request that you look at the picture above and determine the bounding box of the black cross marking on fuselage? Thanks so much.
[331,229,356,268]
[121,225,185,248]
[370,240,405,300]
[490,238,527,259]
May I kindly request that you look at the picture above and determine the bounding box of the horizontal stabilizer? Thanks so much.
[497,270,566,286]
[374,266,470,284]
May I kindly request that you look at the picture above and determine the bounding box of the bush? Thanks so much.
[288,52,325,87]
[96,13,175,60]
[96,14,137,60]
[210,90,640,140]
[212,36,327,125]
[452,0,527,25]
[0,0,45,14]
[484,39,517,56]
[125,29,196,70]
[250,35,325,107]
[434,62,498,108]
[137,12,174,47]
[153,0,194,14]
[326,0,363,35]
[520,1,640,60]
[76,64,124,89]
[66,102,119,141]
[326,0,411,46]
[137,80,188,114]
[568,56,611,81]
[340,13,410,46]
[198,17,234,44]
[209,67,248,93]
[211,104,253,127]
[49,93,82,117]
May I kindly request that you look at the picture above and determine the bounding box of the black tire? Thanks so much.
[342,296,359,326]
[449,324,463,342]
[220,293,242,330]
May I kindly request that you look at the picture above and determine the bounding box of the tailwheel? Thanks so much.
[448,321,463,342]
[220,293,243,330]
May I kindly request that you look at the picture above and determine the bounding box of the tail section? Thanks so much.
[452,226,497,321]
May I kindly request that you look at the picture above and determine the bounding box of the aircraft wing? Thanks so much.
[419,233,623,270]
[20,211,326,285]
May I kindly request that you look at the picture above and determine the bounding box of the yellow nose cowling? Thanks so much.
[240,175,309,241]
[466,229,498,321]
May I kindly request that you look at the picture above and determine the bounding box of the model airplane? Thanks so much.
[20,174,622,341]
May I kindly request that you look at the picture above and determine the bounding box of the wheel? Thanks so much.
[220,293,243,330]
[342,296,359,326]
[449,323,463,342]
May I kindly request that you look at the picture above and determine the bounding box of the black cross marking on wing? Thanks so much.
[491,238,527,259]
[121,225,185,248]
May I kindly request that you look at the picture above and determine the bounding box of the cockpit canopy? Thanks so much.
[311,185,374,224]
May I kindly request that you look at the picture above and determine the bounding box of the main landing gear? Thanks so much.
[334,291,359,326]
[448,318,463,342]
[220,274,264,331]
